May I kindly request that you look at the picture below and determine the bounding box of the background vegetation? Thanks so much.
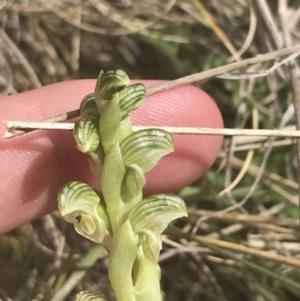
[0,0,299,300]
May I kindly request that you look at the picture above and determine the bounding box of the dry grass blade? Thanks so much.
[253,0,300,209]
[187,208,298,226]
[0,29,42,88]
[192,0,239,60]
[146,43,300,94]
[195,235,300,269]
[5,122,300,139]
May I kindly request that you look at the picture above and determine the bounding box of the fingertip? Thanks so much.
[0,80,223,233]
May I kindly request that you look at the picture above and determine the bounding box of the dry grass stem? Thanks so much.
[187,209,298,226]
[195,235,300,269]
[145,44,300,94]
[4,121,300,139]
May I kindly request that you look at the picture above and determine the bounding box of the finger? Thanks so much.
[0,80,223,233]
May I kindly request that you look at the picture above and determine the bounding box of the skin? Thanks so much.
[0,80,223,234]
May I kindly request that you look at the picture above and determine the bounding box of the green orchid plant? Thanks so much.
[58,70,187,301]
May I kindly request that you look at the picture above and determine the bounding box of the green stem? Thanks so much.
[108,221,138,301]
[133,248,162,301]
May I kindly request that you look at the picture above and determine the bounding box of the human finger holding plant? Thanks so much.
[0,70,223,300]
[0,73,222,234]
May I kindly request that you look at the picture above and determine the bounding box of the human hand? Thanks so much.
[0,80,223,234]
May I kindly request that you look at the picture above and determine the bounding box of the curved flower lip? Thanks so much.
[74,213,106,243]
[62,207,107,243]
[138,229,161,263]
[121,164,145,204]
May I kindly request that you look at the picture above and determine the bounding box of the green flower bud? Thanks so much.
[121,164,145,204]
[129,194,187,236]
[58,181,108,243]
[95,70,130,112]
[98,69,130,99]
[79,93,99,124]
[74,120,100,154]
[120,129,174,173]
[118,84,146,118]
